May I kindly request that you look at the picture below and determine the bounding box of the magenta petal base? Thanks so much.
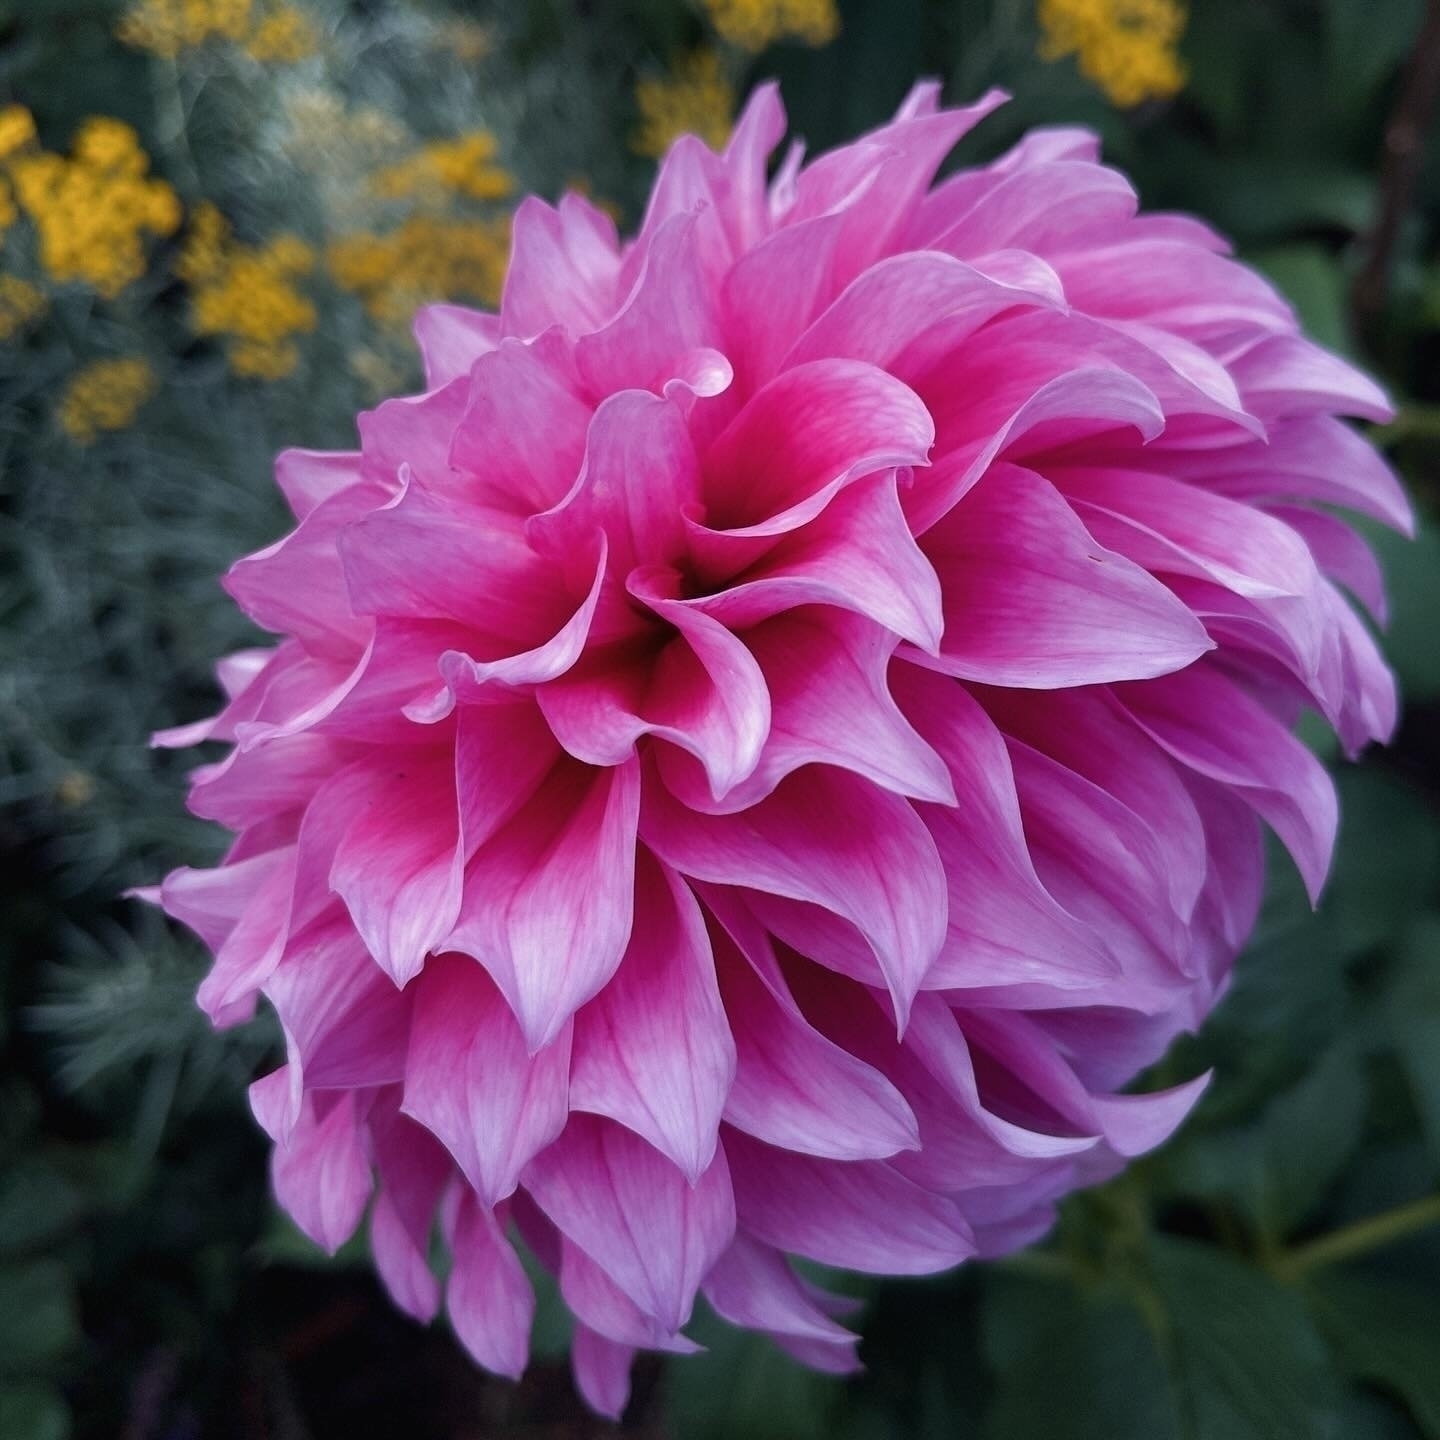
[155,83,1408,1415]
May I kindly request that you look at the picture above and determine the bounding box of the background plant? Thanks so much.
[2,1,1438,1436]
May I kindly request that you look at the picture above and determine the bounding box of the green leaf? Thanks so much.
[1148,1237,1342,1440]
[1365,520,1440,703]
[1337,1392,1428,1440]
[0,1158,84,1258]
[1307,1268,1440,1437]
[0,1262,80,1378]
[1388,918,1440,1166]
[0,1386,71,1440]
[1247,247,1352,356]
[1326,769,1440,958]
[664,1304,840,1440]
[983,1272,1179,1440]
[1322,0,1424,104]
[1257,1039,1368,1238]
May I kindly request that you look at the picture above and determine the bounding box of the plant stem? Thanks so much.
[1276,1192,1440,1280]
[1351,0,1440,343]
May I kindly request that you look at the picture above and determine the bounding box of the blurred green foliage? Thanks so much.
[2,0,1439,1436]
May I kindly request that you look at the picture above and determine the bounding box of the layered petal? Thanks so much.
[156,79,1407,1409]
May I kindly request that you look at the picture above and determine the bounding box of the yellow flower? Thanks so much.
[182,205,317,378]
[120,0,316,63]
[328,214,511,325]
[703,0,840,52]
[1038,0,1187,107]
[6,117,180,299]
[0,275,47,340]
[633,51,735,158]
[58,357,157,444]
[229,338,302,379]
[244,5,318,63]
[370,131,514,205]
[175,200,228,284]
[118,0,254,56]
[0,105,37,161]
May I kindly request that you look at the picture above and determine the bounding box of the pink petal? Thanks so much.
[412,304,500,387]
[712,923,920,1160]
[977,684,1209,922]
[725,1128,975,1274]
[1177,414,1413,536]
[501,194,622,340]
[1117,663,1338,900]
[559,1238,703,1351]
[1056,465,1323,602]
[403,953,573,1205]
[921,463,1214,687]
[786,249,1059,373]
[1229,333,1393,423]
[537,602,771,802]
[927,159,1137,257]
[569,852,736,1181]
[721,209,847,388]
[659,607,953,812]
[528,387,700,573]
[368,1099,450,1322]
[372,1188,441,1323]
[445,757,642,1050]
[642,763,948,1029]
[686,473,944,653]
[447,1193,534,1380]
[1007,738,1191,988]
[320,749,462,986]
[702,1233,856,1343]
[262,1090,372,1255]
[448,328,593,514]
[338,473,567,639]
[892,668,1121,996]
[224,480,384,655]
[274,448,365,520]
[571,1326,636,1420]
[1270,504,1388,624]
[700,359,934,534]
[523,1114,735,1334]
[264,911,409,1103]
[575,211,724,397]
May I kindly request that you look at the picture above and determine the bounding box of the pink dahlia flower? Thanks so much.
[154,84,1410,1412]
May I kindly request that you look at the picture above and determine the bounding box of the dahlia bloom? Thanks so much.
[154,84,1410,1413]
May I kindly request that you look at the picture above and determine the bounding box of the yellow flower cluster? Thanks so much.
[243,6,319,63]
[370,131,515,205]
[118,0,317,63]
[633,51,735,158]
[0,105,34,232]
[3,113,181,299]
[118,0,253,55]
[180,202,317,378]
[328,215,510,325]
[1038,0,1187,108]
[58,357,157,444]
[281,89,408,171]
[0,275,47,340]
[703,0,840,52]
